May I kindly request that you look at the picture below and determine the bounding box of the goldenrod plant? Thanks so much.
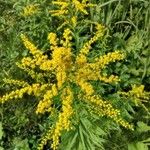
[0,0,149,150]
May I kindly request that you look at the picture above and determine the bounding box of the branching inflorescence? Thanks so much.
[0,0,143,150]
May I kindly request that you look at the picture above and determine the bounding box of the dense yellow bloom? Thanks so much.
[72,0,88,14]
[3,78,28,87]
[0,84,49,103]
[76,54,87,65]
[61,28,72,47]
[96,51,125,69]
[1,23,133,150]
[79,24,105,55]
[77,80,94,95]
[22,4,39,17]
[85,95,133,129]
[36,84,58,114]
[50,0,96,16]
[48,33,58,49]
[21,34,43,57]
[49,9,68,16]
[52,87,73,150]
[0,0,137,149]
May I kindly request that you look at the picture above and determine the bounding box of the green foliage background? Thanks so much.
[0,0,149,150]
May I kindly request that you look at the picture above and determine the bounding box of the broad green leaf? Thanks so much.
[137,121,150,132]
[142,138,150,144]
[128,142,148,150]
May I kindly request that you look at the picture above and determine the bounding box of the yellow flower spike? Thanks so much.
[118,85,150,112]
[61,28,72,48]
[22,4,39,17]
[77,80,94,96]
[36,90,53,114]
[99,75,120,83]
[52,87,73,150]
[49,10,68,16]
[48,32,58,49]
[85,95,133,130]
[56,71,66,89]
[76,54,87,65]
[0,87,28,103]
[71,16,77,28]
[52,1,69,9]
[96,51,125,70]
[50,0,96,17]
[79,23,105,55]
[38,127,54,150]
[72,0,88,14]
[3,78,29,87]
[21,34,43,57]
[51,84,58,96]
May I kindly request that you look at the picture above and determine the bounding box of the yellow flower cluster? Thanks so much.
[77,80,94,96]
[20,34,43,57]
[0,83,49,103]
[129,85,149,100]
[71,16,77,28]
[16,63,46,82]
[52,87,73,150]
[50,0,96,16]
[85,95,133,129]
[0,19,133,150]
[79,24,105,56]
[22,4,39,17]
[20,35,50,79]
[118,85,150,111]
[61,28,72,47]
[72,0,88,14]
[3,78,28,87]
[38,127,54,150]
[49,1,69,16]
[0,0,136,149]
[36,84,58,114]
[48,33,58,50]
[99,75,120,83]
[96,51,125,69]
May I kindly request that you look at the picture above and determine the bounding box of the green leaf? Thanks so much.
[0,122,3,140]
[142,138,150,144]
[13,138,30,150]
[79,125,86,150]
[0,147,4,150]
[128,142,148,150]
[137,121,150,132]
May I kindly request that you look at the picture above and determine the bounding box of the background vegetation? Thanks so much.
[0,0,149,150]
